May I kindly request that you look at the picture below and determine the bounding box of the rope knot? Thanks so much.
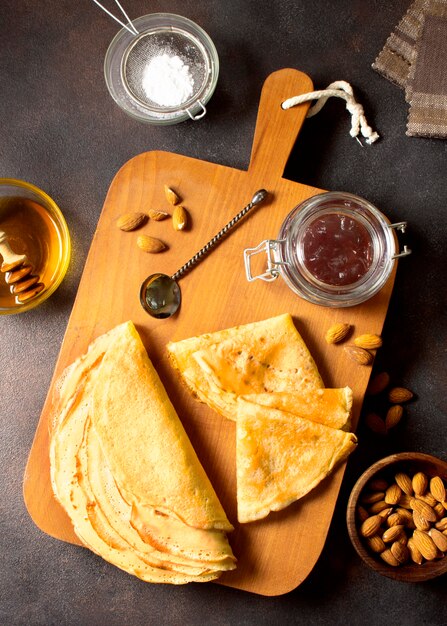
[282,80,379,145]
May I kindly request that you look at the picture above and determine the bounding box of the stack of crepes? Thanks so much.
[49,321,236,584]
[167,314,358,523]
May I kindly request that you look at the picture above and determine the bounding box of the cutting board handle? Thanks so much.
[248,69,314,184]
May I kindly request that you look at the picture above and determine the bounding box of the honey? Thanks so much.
[0,197,64,309]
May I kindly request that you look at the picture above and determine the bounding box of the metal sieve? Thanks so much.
[122,28,210,115]
[96,3,219,124]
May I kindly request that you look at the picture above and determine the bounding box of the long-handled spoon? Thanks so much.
[139,189,268,319]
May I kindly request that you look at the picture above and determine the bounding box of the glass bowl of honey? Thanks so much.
[0,178,71,315]
[244,192,411,308]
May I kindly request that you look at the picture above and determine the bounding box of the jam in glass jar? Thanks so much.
[244,192,410,308]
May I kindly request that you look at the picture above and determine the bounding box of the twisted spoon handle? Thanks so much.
[171,189,268,282]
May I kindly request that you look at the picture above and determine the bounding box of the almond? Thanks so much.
[394,472,413,496]
[116,212,148,231]
[429,528,447,552]
[344,345,374,366]
[385,405,404,430]
[411,498,437,522]
[369,500,390,514]
[360,515,383,537]
[361,491,385,504]
[136,235,167,254]
[357,505,370,523]
[413,509,431,531]
[435,518,447,532]
[325,322,351,344]
[388,387,414,403]
[382,524,405,543]
[390,540,409,564]
[365,412,386,435]
[412,472,428,496]
[430,476,446,503]
[377,507,394,520]
[366,534,386,553]
[380,548,400,566]
[368,478,389,491]
[148,209,169,221]
[385,483,402,505]
[366,372,390,396]
[172,205,188,231]
[412,530,438,560]
[434,503,445,519]
[416,492,438,508]
[164,185,180,205]
[407,537,424,564]
[387,512,404,527]
[396,507,415,528]
[398,494,414,510]
[354,333,383,350]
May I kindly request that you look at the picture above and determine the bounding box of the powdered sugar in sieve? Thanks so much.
[123,29,209,111]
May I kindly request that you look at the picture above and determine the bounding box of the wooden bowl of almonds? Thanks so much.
[347,452,447,581]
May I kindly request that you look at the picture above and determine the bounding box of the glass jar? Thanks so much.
[244,192,411,308]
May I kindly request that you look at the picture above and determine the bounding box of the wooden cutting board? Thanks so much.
[23,69,396,596]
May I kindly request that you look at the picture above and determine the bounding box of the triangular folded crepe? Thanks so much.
[167,314,324,421]
[236,399,357,523]
[240,387,353,431]
[50,321,235,584]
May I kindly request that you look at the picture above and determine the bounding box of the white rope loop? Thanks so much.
[282,80,379,145]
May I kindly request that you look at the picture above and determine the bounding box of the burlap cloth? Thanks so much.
[373,0,447,137]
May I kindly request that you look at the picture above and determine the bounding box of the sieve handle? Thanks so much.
[91,0,139,36]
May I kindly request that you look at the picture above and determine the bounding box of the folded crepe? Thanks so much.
[167,314,324,421]
[236,398,357,523]
[50,321,235,584]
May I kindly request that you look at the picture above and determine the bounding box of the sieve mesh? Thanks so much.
[123,29,209,110]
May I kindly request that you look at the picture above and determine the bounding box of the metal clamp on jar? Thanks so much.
[244,192,411,308]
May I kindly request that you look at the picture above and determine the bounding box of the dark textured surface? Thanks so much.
[1,1,446,624]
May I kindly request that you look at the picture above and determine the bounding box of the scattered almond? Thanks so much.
[172,205,188,231]
[413,509,431,531]
[388,387,414,403]
[430,476,446,503]
[435,517,447,532]
[385,405,404,430]
[366,371,390,396]
[387,512,404,527]
[357,505,369,523]
[136,235,167,254]
[369,500,390,514]
[354,333,383,350]
[416,492,438,508]
[361,491,385,504]
[148,209,170,221]
[365,412,386,435]
[344,345,374,366]
[164,185,180,205]
[116,212,148,231]
[325,322,351,344]
[378,507,394,520]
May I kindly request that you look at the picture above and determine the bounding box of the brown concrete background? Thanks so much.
[1,1,446,624]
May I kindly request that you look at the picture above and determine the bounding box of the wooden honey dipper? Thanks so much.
[0,230,44,303]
